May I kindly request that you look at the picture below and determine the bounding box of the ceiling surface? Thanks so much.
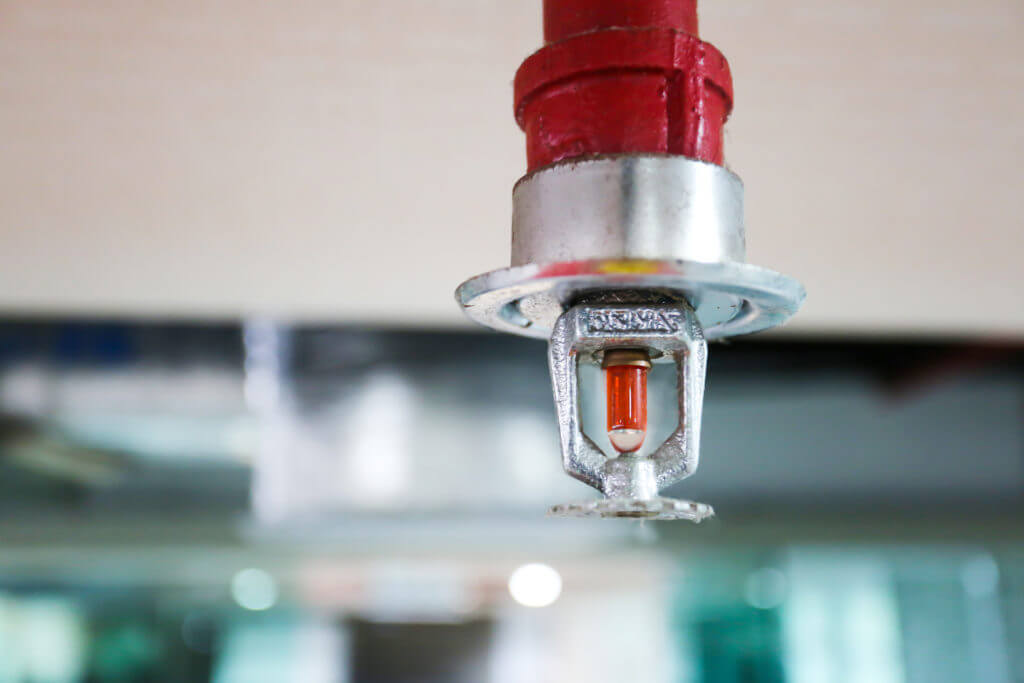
[0,0,1021,336]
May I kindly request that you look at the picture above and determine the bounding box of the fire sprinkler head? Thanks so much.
[455,0,804,520]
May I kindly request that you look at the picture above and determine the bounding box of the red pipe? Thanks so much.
[544,0,698,42]
[515,0,732,172]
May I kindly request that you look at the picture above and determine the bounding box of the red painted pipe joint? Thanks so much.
[514,0,733,172]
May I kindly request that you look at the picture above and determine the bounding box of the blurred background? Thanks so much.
[0,1,1022,682]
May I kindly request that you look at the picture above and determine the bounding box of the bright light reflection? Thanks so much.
[508,563,562,608]
[231,568,278,611]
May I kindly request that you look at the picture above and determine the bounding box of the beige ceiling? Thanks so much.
[0,0,1021,337]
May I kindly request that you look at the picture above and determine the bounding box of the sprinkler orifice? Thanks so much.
[456,0,805,520]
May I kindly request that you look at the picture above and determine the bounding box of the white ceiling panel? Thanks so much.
[0,0,1021,336]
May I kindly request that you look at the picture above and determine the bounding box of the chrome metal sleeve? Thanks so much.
[511,155,745,267]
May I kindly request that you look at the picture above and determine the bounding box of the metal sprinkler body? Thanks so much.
[456,0,804,520]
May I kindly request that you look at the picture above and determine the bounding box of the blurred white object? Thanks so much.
[508,564,562,608]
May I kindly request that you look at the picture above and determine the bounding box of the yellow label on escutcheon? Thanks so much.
[595,260,662,275]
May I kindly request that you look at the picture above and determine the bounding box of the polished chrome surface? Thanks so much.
[456,258,805,341]
[458,153,804,341]
[547,303,712,521]
[512,156,745,267]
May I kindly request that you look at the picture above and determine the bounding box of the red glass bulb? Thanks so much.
[604,350,651,453]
